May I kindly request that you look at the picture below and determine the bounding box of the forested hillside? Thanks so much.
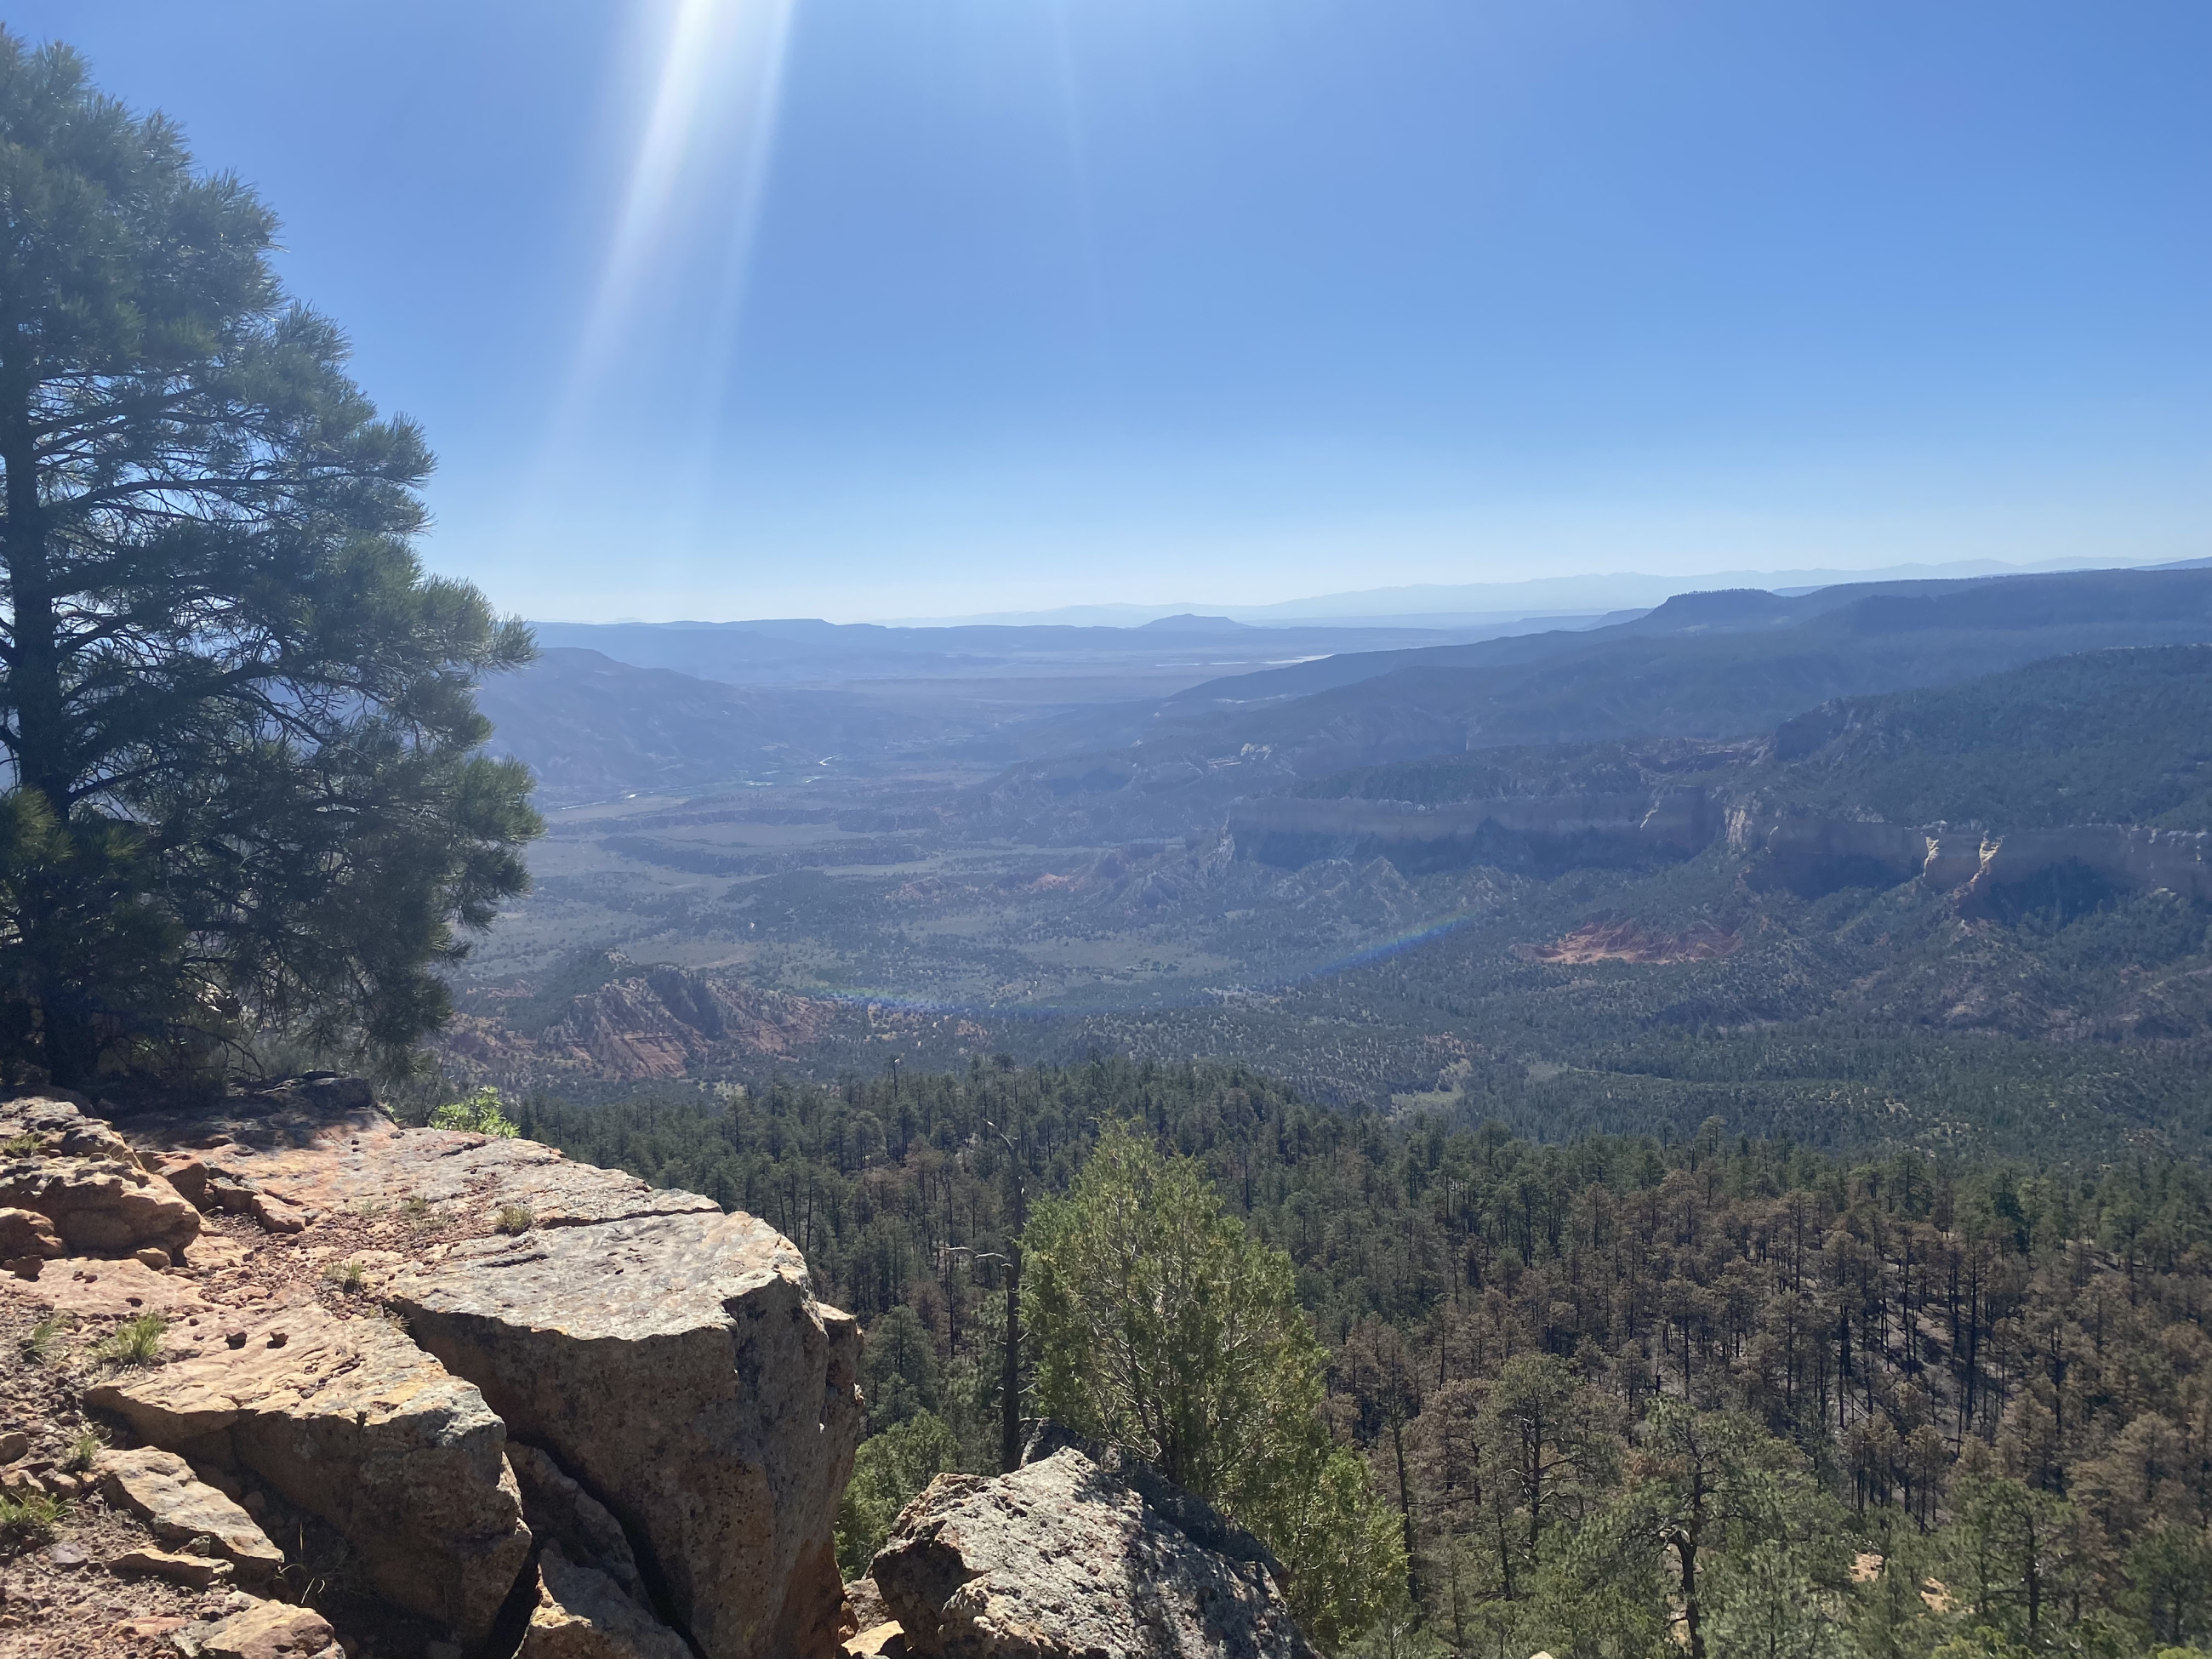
[1755,646,2212,830]
[496,1058,2212,1657]
[1292,644,2212,830]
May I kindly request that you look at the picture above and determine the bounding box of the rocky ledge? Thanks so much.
[1,1080,863,1659]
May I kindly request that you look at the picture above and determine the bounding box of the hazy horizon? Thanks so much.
[533,550,2192,629]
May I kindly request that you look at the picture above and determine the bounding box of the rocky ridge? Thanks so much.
[1,1080,863,1659]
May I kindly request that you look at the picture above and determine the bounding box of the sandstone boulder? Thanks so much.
[0,1094,199,1256]
[388,1209,864,1659]
[522,1540,696,1659]
[86,1302,531,1645]
[171,1599,339,1659]
[870,1447,1316,1659]
[0,1205,63,1259]
[845,1575,891,1634]
[145,1150,211,1206]
[1018,1422,1286,1582]
[94,1446,283,1578]
[103,1080,865,1659]
[0,1092,140,1161]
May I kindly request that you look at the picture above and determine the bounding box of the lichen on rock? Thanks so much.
[871,1446,1317,1659]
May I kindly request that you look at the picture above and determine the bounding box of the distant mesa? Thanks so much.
[1139,613,1248,631]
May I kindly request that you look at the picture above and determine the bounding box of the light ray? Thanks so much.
[546,0,797,463]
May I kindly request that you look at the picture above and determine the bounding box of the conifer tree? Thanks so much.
[1024,1122,1405,1650]
[0,34,538,1082]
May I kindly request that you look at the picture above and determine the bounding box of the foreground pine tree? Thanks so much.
[0,32,538,1084]
[1024,1123,1407,1650]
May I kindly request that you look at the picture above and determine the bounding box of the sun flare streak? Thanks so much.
[562,0,796,425]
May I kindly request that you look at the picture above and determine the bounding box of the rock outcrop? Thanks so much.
[5,1079,868,1659]
[0,1203,65,1264]
[869,1445,1315,1659]
[510,1443,652,1610]
[87,1301,533,1645]
[1234,778,2212,911]
[1743,812,2212,904]
[1231,789,1723,875]
[0,1092,201,1257]
[388,1207,864,1659]
[170,1599,341,1658]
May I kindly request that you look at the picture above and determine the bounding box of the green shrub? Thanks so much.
[95,1313,167,1366]
[493,1203,534,1235]
[20,1315,63,1363]
[63,1426,105,1471]
[0,1489,65,1549]
[834,1411,961,1579]
[429,1086,519,1138]
[1027,1124,1405,1650]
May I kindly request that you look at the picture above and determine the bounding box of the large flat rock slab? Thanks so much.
[3,1251,213,1316]
[64,1080,864,1659]
[123,1085,716,1237]
[871,1448,1316,1659]
[388,1210,864,1659]
[86,1302,530,1645]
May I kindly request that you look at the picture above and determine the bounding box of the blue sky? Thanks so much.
[18,1,2210,621]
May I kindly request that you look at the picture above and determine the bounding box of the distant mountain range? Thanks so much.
[877,554,2205,628]
[487,563,2212,811]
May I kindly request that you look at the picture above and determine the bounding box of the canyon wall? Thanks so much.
[1233,787,2212,909]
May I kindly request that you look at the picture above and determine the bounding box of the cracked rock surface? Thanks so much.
[390,1207,864,1659]
[522,1540,697,1658]
[117,1079,861,1659]
[85,1301,532,1645]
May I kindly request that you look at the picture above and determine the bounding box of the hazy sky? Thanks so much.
[19,2,2210,621]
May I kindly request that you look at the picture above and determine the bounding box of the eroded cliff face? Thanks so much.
[2,1080,864,1659]
[1739,811,2212,905]
[1232,786,2212,909]
[444,964,840,1081]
